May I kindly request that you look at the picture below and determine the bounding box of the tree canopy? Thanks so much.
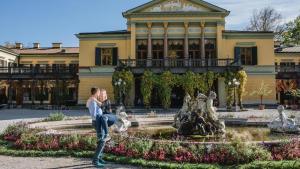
[246,7,283,33]
[282,16,300,45]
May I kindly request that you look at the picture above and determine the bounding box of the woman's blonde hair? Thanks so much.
[100,89,108,100]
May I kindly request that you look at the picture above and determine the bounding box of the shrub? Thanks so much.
[44,112,65,122]
[3,123,29,141]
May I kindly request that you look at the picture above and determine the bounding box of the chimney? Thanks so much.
[52,43,62,49]
[33,43,40,49]
[15,43,23,49]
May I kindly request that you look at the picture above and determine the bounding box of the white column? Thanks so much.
[147,22,152,67]
[130,23,136,59]
[163,22,169,67]
[201,22,205,59]
[184,22,189,67]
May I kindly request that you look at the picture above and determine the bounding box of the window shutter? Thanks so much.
[252,47,258,65]
[95,48,101,66]
[112,48,118,66]
[234,47,241,63]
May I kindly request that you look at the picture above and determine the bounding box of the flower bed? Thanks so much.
[2,123,300,165]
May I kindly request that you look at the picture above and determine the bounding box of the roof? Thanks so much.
[123,0,230,17]
[223,30,274,34]
[275,46,300,53]
[77,30,130,35]
[11,47,79,55]
[0,45,19,56]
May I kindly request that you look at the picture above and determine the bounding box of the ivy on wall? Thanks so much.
[141,70,155,108]
[140,70,220,109]
[112,70,134,105]
[223,70,248,110]
[179,71,197,97]
[157,71,175,109]
[223,71,236,110]
[236,70,247,109]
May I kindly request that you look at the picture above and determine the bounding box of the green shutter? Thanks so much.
[234,47,241,63]
[252,47,258,65]
[112,48,118,66]
[95,48,101,66]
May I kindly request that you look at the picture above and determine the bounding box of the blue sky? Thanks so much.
[1,0,299,47]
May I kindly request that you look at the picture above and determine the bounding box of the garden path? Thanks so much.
[0,155,141,169]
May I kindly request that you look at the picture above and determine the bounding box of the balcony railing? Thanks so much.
[0,66,78,76]
[118,58,238,68]
[275,65,300,72]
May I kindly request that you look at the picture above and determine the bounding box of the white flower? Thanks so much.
[117,81,121,85]
[123,82,126,85]
[233,78,237,82]
[228,82,232,85]
[118,79,122,82]
[235,82,240,86]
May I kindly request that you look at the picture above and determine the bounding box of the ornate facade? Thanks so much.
[77,0,277,107]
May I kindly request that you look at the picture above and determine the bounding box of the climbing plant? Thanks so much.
[223,71,236,110]
[112,70,134,104]
[157,71,175,109]
[236,70,248,109]
[141,70,156,108]
[196,71,219,94]
[180,71,197,97]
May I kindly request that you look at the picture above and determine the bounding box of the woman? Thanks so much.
[99,89,117,126]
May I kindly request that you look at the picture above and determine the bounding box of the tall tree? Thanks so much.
[246,7,283,32]
[282,16,300,45]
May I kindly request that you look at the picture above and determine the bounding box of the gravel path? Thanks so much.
[0,156,141,169]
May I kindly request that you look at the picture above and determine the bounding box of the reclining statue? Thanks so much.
[173,91,225,136]
[268,105,300,133]
[113,106,131,133]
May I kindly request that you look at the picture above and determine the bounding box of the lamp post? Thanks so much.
[228,78,240,112]
[114,78,126,106]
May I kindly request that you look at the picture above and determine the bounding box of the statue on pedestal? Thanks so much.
[173,91,225,136]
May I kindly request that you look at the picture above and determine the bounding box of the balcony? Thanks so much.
[118,58,241,74]
[0,66,78,80]
[275,65,300,73]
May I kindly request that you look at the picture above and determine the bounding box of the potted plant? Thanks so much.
[287,89,300,110]
[250,81,273,110]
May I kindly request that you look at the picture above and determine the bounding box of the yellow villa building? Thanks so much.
[76,0,277,107]
[0,0,299,108]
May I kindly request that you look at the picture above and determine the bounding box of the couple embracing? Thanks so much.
[86,87,117,168]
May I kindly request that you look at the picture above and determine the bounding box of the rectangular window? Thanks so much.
[152,40,164,67]
[189,39,200,59]
[168,39,184,58]
[23,88,32,101]
[136,40,148,67]
[205,39,216,59]
[241,47,253,65]
[101,48,113,66]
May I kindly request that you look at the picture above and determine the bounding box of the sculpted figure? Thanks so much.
[173,91,226,136]
[113,106,131,133]
[268,105,300,133]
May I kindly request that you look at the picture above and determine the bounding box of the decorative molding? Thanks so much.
[142,0,211,12]
[97,43,117,47]
[77,34,130,40]
[129,19,225,25]
[123,0,230,17]
[236,42,256,47]
[223,32,274,39]
[79,67,115,76]
[243,66,276,75]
